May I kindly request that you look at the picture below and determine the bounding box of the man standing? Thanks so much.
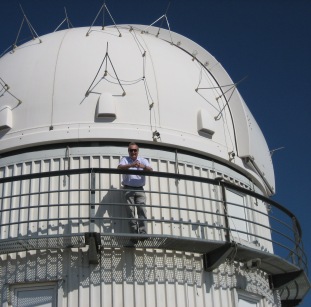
[118,142,153,235]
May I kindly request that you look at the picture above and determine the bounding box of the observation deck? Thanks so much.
[0,168,309,306]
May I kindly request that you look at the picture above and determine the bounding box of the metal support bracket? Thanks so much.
[203,242,236,271]
[85,232,101,265]
[280,299,302,307]
[269,270,304,289]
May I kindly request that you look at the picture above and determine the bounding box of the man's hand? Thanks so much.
[118,160,152,171]
[132,160,141,168]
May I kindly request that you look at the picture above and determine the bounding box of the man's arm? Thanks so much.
[118,163,135,169]
[118,162,152,171]
[142,164,153,171]
[118,158,140,169]
[118,158,152,171]
[141,158,153,172]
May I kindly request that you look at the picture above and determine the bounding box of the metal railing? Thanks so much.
[0,168,308,274]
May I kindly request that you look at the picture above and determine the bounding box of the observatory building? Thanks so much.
[0,18,310,307]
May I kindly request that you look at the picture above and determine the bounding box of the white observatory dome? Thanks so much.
[1,22,309,307]
[0,25,274,195]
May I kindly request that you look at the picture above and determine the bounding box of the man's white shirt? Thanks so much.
[119,156,151,187]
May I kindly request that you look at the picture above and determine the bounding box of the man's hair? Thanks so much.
[128,142,138,148]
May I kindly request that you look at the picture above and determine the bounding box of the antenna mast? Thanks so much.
[13,4,42,51]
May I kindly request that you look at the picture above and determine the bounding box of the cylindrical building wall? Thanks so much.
[0,145,273,248]
[0,144,277,306]
[1,250,277,307]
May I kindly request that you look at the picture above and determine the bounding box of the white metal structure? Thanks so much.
[0,25,274,195]
[0,25,309,307]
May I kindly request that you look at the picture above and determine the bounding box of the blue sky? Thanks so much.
[1,0,311,305]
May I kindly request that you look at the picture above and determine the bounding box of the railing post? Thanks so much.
[292,216,302,268]
[90,171,96,232]
[219,181,231,243]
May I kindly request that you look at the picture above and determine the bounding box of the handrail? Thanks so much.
[0,167,307,273]
[0,168,302,234]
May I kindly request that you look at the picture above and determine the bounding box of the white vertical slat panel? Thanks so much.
[5,165,16,238]
[192,166,204,239]
[59,156,70,236]
[100,250,113,307]
[39,160,51,236]
[114,251,126,307]
[7,166,15,238]
[154,250,167,307]
[170,251,180,306]
[200,169,214,241]
[207,169,220,241]
[145,252,157,307]
[83,172,91,233]
[67,250,79,307]
[248,194,258,243]
[79,251,90,307]
[77,157,86,234]
[111,156,128,234]
[227,190,248,241]
[30,161,40,237]
[171,163,183,238]
[92,155,101,234]
[20,162,30,237]
[166,161,180,237]
[90,265,101,307]
[176,164,189,238]
[49,159,61,236]
[98,156,126,234]
[144,158,154,234]
[0,166,10,239]
[111,157,127,235]
[184,165,196,238]
[254,199,273,253]
[10,164,21,239]
[158,160,172,236]
[134,251,146,307]
[80,157,91,233]
[0,167,4,239]
[96,156,110,233]
[69,157,81,235]
[99,156,111,234]
[149,159,161,236]
[211,174,226,242]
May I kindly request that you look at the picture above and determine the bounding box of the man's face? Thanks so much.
[128,145,139,160]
